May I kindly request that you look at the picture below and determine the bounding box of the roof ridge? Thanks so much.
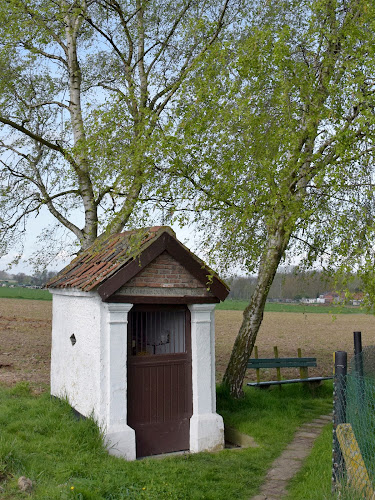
[46,226,229,302]
[46,226,173,290]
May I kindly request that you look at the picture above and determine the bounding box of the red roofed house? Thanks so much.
[47,227,229,460]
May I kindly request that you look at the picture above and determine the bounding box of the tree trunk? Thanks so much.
[65,11,98,250]
[222,217,291,398]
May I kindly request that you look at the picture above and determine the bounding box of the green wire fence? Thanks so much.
[333,333,375,499]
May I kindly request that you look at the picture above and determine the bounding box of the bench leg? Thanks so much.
[254,346,260,385]
[298,348,309,381]
[274,346,282,390]
[308,379,322,393]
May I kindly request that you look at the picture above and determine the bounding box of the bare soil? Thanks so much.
[0,298,51,392]
[216,310,375,383]
[1,298,374,389]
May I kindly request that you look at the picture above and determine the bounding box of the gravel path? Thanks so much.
[251,414,332,500]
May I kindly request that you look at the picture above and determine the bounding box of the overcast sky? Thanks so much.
[0,213,199,275]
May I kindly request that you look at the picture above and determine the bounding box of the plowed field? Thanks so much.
[216,310,375,383]
[1,298,374,389]
[0,299,51,391]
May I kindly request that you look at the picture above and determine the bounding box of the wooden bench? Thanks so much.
[246,347,333,388]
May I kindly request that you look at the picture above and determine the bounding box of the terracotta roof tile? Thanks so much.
[46,226,166,291]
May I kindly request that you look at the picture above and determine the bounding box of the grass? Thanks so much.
[285,422,367,499]
[217,382,332,447]
[216,299,367,314]
[0,291,344,310]
[0,287,51,301]
[0,288,367,313]
[0,381,333,499]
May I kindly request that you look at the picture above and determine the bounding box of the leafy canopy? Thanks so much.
[0,0,235,266]
[166,0,375,295]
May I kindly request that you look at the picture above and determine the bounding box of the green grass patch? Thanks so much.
[0,286,51,301]
[283,420,368,499]
[0,381,332,499]
[216,299,367,314]
[0,289,366,311]
[215,299,250,311]
[217,381,332,449]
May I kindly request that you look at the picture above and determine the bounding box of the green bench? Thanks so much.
[246,349,333,388]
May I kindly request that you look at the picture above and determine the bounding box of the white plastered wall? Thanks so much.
[50,290,136,460]
[50,288,102,418]
[188,304,224,453]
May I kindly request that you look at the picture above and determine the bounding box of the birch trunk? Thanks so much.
[65,9,98,249]
[222,217,292,398]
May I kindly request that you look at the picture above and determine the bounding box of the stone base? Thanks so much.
[105,425,136,460]
[190,413,224,453]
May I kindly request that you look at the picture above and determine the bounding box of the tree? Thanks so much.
[167,0,375,396]
[0,269,11,280]
[0,0,235,264]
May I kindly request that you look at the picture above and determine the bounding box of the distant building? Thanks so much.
[0,280,18,287]
[300,298,318,304]
[318,292,363,306]
[350,292,364,306]
[320,292,341,304]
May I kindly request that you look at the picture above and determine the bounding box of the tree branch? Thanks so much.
[151,0,231,115]
[27,146,84,240]
[13,0,68,55]
[136,0,148,109]
[83,14,138,115]
[145,1,193,77]
[0,115,83,180]
[100,0,141,65]
[27,100,70,111]
[291,234,332,257]
[20,41,68,67]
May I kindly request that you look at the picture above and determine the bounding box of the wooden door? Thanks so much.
[127,305,192,458]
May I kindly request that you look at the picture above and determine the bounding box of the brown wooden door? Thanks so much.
[127,306,192,458]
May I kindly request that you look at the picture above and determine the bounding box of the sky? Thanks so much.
[0,211,199,275]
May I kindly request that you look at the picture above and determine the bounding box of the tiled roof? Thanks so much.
[46,226,167,291]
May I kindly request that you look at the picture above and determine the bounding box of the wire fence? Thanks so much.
[333,342,375,499]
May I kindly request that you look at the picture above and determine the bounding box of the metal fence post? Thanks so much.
[353,331,365,413]
[353,331,364,378]
[332,350,347,492]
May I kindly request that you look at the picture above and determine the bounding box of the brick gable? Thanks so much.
[114,251,215,299]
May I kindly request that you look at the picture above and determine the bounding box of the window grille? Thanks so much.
[129,310,186,356]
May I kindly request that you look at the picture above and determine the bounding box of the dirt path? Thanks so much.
[251,414,332,500]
